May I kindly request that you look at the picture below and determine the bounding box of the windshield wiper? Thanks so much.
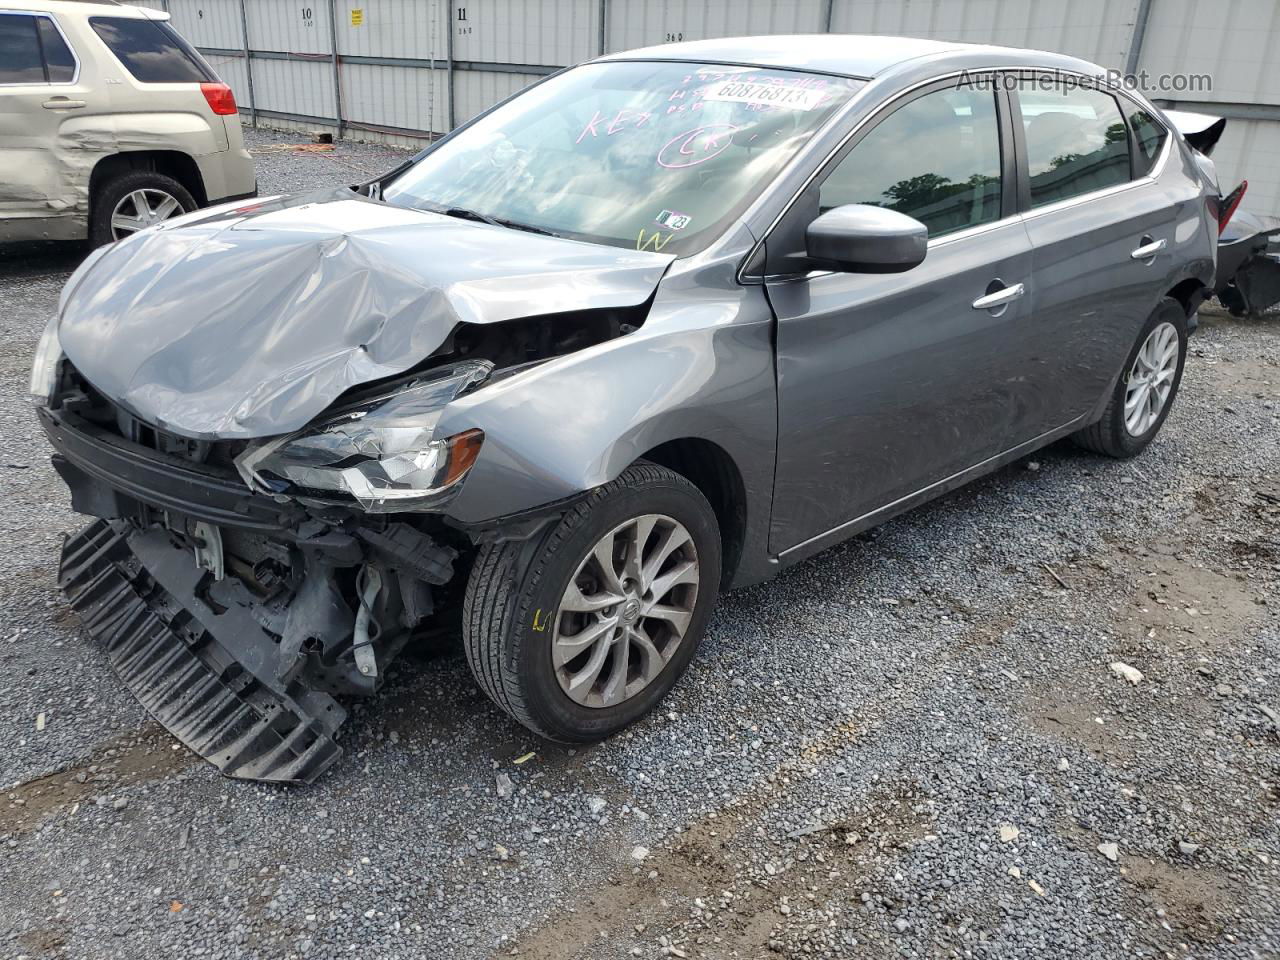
[437,205,560,238]
[442,206,504,227]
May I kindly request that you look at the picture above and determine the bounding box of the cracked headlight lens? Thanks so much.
[236,360,491,512]
[29,314,63,405]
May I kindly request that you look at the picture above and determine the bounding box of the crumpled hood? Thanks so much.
[58,189,672,439]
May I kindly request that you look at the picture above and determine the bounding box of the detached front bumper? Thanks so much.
[40,406,458,784]
[40,406,305,534]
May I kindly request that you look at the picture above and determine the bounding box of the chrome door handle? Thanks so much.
[43,98,86,110]
[1130,238,1166,260]
[971,282,1025,311]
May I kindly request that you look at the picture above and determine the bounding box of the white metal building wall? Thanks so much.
[1137,0,1280,213]
[137,0,1277,212]
[455,0,598,65]
[828,0,1140,71]
[606,0,826,49]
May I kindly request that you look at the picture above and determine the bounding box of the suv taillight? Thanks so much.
[201,82,237,116]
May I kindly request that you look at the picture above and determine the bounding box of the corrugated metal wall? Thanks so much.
[829,0,1139,72]
[1137,0,1280,213]
[142,0,1277,212]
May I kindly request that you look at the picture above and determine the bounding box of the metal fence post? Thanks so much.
[822,0,835,33]
[327,0,345,138]
[236,0,257,127]
[446,0,456,130]
[598,0,608,55]
[1125,0,1155,78]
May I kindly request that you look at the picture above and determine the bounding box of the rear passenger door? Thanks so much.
[1012,74,1181,431]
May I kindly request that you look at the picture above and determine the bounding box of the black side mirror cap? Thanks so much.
[805,203,928,274]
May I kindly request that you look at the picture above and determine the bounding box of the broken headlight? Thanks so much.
[236,360,491,512]
[33,246,112,405]
[29,314,63,406]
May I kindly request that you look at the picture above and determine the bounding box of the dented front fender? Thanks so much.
[436,259,779,586]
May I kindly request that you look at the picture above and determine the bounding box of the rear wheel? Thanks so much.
[463,463,721,742]
[1072,298,1187,458]
[90,171,195,246]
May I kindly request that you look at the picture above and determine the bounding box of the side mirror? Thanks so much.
[805,204,928,274]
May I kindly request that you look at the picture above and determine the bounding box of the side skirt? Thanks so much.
[775,415,1091,569]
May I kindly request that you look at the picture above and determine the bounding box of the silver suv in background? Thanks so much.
[0,0,255,246]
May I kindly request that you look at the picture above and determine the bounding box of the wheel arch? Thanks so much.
[1165,276,1209,319]
[638,437,748,590]
[90,151,208,209]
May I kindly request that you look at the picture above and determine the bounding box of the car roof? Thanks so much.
[12,0,163,19]
[600,34,1092,79]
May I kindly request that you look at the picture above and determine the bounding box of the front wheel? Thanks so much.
[463,463,721,742]
[1072,297,1188,458]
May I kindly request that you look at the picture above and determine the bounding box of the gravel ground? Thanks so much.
[1,129,1278,960]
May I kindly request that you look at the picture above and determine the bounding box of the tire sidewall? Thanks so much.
[510,471,721,741]
[90,171,196,246]
[1108,300,1188,456]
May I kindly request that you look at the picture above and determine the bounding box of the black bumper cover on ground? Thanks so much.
[59,520,344,784]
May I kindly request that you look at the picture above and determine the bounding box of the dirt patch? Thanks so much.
[509,716,947,960]
[1114,536,1261,658]
[1125,856,1233,943]
[16,926,67,956]
[1,724,192,834]
[1207,354,1279,401]
[1023,687,1139,762]
[1023,523,1265,759]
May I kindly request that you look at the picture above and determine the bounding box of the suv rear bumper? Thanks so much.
[196,143,256,204]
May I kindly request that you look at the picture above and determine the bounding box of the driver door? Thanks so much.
[765,78,1038,556]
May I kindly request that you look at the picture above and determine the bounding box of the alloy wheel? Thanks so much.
[552,514,699,708]
[110,188,184,240]
[1123,321,1180,436]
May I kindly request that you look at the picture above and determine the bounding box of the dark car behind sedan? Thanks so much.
[32,35,1218,782]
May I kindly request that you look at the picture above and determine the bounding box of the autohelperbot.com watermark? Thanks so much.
[956,68,1213,96]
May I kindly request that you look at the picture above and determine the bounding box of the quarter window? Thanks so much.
[38,18,76,83]
[1018,80,1129,207]
[1127,106,1168,177]
[89,16,214,84]
[819,87,1003,238]
[0,14,44,84]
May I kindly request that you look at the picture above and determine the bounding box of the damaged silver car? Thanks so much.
[33,36,1220,783]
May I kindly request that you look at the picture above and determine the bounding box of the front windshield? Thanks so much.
[382,61,864,256]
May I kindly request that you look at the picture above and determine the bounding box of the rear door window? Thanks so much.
[0,14,44,84]
[818,86,1003,238]
[1127,106,1168,177]
[38,18,77,83]
[89,16,214,83]
[1018,80,1130,207]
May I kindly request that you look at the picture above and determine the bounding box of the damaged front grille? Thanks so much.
[59,360,250,468]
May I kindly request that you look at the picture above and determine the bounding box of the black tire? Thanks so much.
[463,462,722,742]
[89,170,196,246]
[1071,297,1188,458]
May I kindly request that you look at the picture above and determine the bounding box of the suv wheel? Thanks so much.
[463,462,721,742]
[90,171,196,246]
[1072,297,1188,458]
